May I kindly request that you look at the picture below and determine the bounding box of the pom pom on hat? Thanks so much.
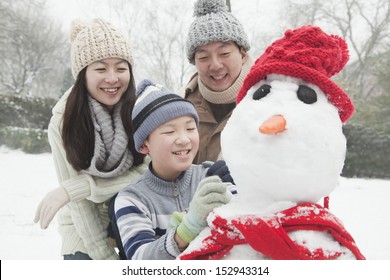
[186,0,250,64]
[193,0,227,16]
[132,79,199,151]
[70,18,134,79]
[237,25,354,123]
[70,19,87,43]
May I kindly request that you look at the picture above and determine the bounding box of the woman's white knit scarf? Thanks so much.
[83,96,134,178]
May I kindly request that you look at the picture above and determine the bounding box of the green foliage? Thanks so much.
[0,127,50,154]
[342,123,390,179]
[376,49,390,94]
[342,92,390,179]
[350,91,390,135]
[0,94,56,153]
[0,95,56,128]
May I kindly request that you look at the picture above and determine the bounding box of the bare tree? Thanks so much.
[282,0,324,27]
[130,1,193,91]
[0,0,68,97]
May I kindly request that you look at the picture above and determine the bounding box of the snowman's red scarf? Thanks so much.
[180,203,365,260]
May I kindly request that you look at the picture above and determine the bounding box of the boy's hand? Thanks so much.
[176,176,231,242]
[168,211,184,229]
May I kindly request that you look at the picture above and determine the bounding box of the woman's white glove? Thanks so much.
[34,187,70,229]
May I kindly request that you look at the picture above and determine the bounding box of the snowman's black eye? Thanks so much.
[297,85,317,104]
[253,84,271,100]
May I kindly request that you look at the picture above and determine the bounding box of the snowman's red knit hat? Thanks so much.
[237,25,354,123]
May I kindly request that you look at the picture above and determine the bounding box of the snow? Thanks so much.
[0,146,61,260]
[0,146,389,260]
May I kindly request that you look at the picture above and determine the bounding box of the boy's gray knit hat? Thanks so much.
[186,0,250,64]
[132,79,199,151]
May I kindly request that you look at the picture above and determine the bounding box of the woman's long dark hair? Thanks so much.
[61,65,145,171]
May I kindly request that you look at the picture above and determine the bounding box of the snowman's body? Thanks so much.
[179,74,364,260]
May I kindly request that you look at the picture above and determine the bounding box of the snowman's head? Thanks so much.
[221,74,346,205]
[237,25,354,123]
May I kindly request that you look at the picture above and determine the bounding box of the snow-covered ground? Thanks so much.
[0,147,61,260]
[0,146,389,260]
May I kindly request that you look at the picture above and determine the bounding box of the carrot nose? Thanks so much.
[259,115,286,134]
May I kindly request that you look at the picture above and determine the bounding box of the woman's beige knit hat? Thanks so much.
[70,18,134,79]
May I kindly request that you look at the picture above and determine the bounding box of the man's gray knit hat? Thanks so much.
[132,79,199,151]
[186,0,250,64]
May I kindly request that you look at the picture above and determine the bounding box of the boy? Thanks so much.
[114,79,232,259]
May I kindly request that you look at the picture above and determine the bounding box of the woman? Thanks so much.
[34,18,148,260]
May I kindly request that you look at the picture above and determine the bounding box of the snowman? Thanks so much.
[179,26,365,260]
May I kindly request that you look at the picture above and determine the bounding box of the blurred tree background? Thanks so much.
[0,0,389,178]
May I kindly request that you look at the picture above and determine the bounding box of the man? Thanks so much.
[183,0,253,164]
